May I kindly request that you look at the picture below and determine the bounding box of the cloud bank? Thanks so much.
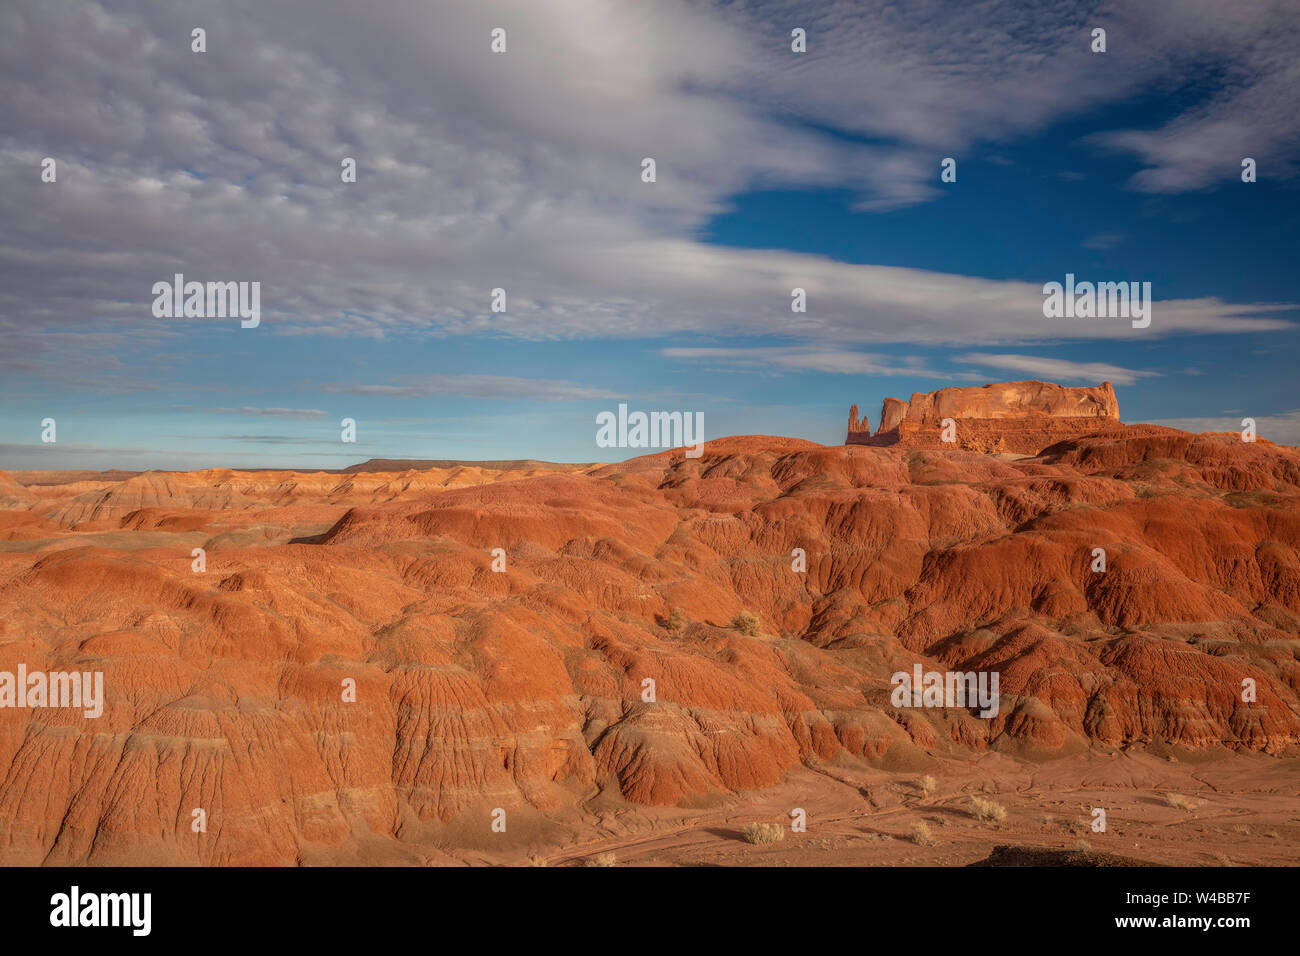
[2,0,1296,387]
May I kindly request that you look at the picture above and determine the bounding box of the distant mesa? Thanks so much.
[847,380,1124,455]
[342,458,592,473]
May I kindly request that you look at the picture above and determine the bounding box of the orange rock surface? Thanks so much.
[0,424,1298,864]
[850,380,1125,454]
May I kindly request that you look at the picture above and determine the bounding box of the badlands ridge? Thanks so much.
[0,381,1297,865]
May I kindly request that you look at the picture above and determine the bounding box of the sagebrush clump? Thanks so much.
[740,822,785,845]
[970,796,1007,825]
[732,610,761,636]
[911,822,936,846]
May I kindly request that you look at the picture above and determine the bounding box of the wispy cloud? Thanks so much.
[1087,4,1300,194]
[323,374,620,401]
[207,435,324,444]
[1,0,1295,375]
[171,405,328,419]
[1083,233,1123,251]
[956,353,1160,386]
[661,346,948,377]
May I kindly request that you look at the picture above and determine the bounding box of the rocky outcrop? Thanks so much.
[846,404,871,443]
[879,397,909,434]
[903,380,1119,424]
[848,380,1124,455]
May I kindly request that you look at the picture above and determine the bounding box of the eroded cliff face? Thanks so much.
[848,380,1123,455]
[847,404,871,443]
[903,380,1118,424]
[879,397,909,435]
[1,428,1298,864]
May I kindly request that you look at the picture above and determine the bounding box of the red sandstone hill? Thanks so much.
[0,424,1298,864]
[849,380,1127,455]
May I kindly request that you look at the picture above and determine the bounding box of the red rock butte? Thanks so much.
[848,380,1123,455]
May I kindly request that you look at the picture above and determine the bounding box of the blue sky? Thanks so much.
[2,0,1298,469]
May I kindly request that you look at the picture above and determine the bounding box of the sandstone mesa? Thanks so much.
[849,380,1124,455]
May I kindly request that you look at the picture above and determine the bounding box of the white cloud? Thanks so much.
[172,405,328,419]
[0,0,1295,383]
[661,346,949,377]
[1087,1,1300,193]
[1083,233,1123,250]
[323,374,619,401]
[956,353,1161,386]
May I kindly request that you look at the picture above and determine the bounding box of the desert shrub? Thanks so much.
[1074,840,1092,854]
[740,822,785,845]
[911,822,936,846]
[918,775,936,798]
[583,852,616,867]
[663,607,686,631]
[732,610,761,636]
[526,854,547,867]
[1164,793,1200,811]
[969,796,1007,825]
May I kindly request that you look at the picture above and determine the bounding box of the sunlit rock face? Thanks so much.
[848,380,1123,455]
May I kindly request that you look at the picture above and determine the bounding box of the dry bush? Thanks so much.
[663,607,686,632]
[918,775,936,798]
[911,822,936,846]
[526,854,547,867]
[969,796,1007,825]
[732,610,761,636]
[740,822,785,845]
[1164,793,1200,811]
[1074,840,1092,854]
[583,852,617,867]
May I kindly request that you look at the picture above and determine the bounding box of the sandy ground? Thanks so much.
[435,750,1300,867]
